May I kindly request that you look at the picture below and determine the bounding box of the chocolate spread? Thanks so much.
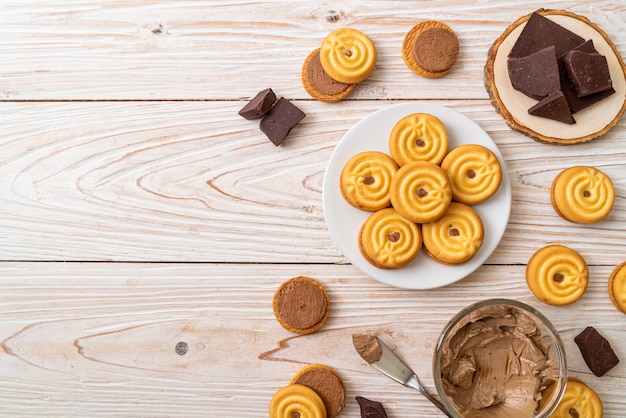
[439,305,555,417]
[352,334,382,364]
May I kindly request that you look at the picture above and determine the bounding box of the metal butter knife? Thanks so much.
[355,335,455,417]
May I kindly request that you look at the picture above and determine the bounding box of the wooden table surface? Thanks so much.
[1,1,625,417]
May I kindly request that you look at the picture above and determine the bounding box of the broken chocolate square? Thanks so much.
[238,88,277,120]
[509,12,584,58]
[260,97,305,146]
[574,326,620,377]
[564,50,613,97]
[356,396,388,418]
[508,45,561,100]
[528,91,575,124]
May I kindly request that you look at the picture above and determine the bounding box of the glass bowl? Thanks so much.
[433,299,567,418]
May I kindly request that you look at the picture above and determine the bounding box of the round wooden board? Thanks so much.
[484,9,626,144]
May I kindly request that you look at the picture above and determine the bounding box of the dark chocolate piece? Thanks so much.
[508,45,561,100]
[238,88,276,120]
[259,97,305,146]
[564,50,613,97]
[528,91,575,124]
[356,396,388,418]
[509,12,584,58]
[574,326,620,377]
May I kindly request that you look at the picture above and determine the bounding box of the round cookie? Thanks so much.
[358,208,421,269]
[272,276,330,334]
[608,261,626,314]
[548,378,602,418]
[526,245,589,306]
[388,113,449,166]
[389,161,452,224]
[402,20,459,78]
[441,144,502,205]
[550,166,615,224]
[340,151,398,211]
[319,28,377,84]
[302,48,355,103]
[269,383,327,418]
[421,202,484,265]
[290,364,345,418]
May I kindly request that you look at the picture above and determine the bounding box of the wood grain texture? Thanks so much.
[0,1,624,100]
[1,263,625,417]
[1,1,625,416]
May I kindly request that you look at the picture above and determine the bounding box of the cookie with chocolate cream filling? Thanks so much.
[402,20,459,78]
[272,276,330,334]
[302,48,355,102]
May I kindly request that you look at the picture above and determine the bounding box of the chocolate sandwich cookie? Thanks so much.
[402,20,459,78]
[290,364,345,418]
[302,48,355,103]
[272,276,330,335]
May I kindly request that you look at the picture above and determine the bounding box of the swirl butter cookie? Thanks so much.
[402,20,459,78]
[388,113,449,166]
[421,202,484,265]
[302,48,355,103]
[550,166,614,224]
[548,378,602,418]
[389,161,452,224]
[441,144,502,205]
[319,28,377,84]
[269,383,327,418]
[340,151,398,211]
[526,245,589,306]
[358,208,421,269]
[272,276,330,335]
[290,364,345,418]
[608,261,626,314]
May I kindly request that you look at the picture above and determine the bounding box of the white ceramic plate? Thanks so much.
[322,103,512,289]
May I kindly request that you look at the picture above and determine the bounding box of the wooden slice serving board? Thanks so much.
[485,9,626,144]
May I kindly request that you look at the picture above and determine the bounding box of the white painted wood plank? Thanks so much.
[0,262,624,417]
[0,1,623,100]
[0,100,624,263]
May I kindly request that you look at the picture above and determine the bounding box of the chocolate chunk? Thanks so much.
[528,91,575,124]
[564,50,613,97]
[260,97,305,146]
[574,326,620,377]
[356,396,388,418]
[238,88,276,120]
[508,45,561,100]
[509,12,584,58]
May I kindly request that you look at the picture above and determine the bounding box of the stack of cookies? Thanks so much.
[302,28,377,102]
[340,112,502,269]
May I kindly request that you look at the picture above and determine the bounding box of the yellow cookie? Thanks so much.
[526,245,589,306]
[340,151,398,211]
[302,48,355,103]
[608,261,626,314]
[441,144,502,205]
[548,378,602,418]
[290,364,345,418]
[319,28,377,84]
[421,202,484,265]
[388,113,449,166]
[402,20,459,78]
[358,208,421,269]
[550,166,614,224]
[389,161,452,224]
[269,384,327,418]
